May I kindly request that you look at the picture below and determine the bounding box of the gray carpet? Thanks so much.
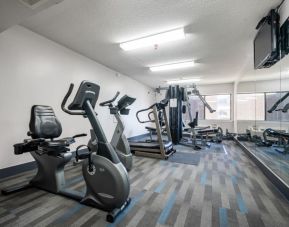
[1,141,289,226]
[168,151,201,165]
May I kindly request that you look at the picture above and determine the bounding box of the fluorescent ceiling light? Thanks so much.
[150,61,195,72]
[120,28,185,51]
[166,78,200,85]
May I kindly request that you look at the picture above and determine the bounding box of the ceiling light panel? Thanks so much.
[166,78,201,84]
[150,61,195,72]
[119,28,185,51]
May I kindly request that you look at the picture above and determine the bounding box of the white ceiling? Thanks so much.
[0,0,64,32]
[20,0,282,88]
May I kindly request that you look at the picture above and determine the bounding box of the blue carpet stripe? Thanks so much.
[157,191,177,225]
[200,171,207,185]
[107,191,145,227]
[53,203,84,224]
[236,193,248,214]
[231,175,238,185]
[219,207,229,227]
[232,160,237,166]
[154,180,167,193]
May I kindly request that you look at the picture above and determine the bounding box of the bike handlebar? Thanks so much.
[99,91,120,107]
[61,83,86,115]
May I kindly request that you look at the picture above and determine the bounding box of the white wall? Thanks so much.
[237,79,289,133]
[0,26,154,169]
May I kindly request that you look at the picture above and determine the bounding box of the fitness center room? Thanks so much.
[1,0,289,226]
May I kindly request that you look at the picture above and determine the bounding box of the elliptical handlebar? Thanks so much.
[99,91,120,107]
[61,83,86,115]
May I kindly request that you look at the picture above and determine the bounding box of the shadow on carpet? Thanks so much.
[168,152,201,165]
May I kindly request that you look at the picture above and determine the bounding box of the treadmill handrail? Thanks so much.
[268,92,289,113]
[99,91,120,107]
[61,83,86,115]
[136,103,156,123]
[148,111,154,121]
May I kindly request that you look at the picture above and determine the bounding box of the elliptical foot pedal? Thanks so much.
[106,198,131,223]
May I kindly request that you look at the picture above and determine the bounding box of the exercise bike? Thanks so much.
[1,81,131,223]
[97,91,136,171]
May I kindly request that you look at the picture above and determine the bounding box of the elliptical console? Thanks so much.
[99,92,136,171]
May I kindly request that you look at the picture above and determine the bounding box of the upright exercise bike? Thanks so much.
[1,81,131,223]
[98,92,136,171]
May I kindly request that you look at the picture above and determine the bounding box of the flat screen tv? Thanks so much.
[281,17,289,57]
[254,9,280,69]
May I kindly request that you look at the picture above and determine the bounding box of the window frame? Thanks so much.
[236,91,289,122]
[264,91,289,122]
[200,94,232,121]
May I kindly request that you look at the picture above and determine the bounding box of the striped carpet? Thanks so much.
[0,141,289,227]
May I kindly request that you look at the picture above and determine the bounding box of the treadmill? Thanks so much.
[129,99,176,159]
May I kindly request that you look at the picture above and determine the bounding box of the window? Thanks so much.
[237,93,265,120]
[205,95,231,120]
[266,92,289,122]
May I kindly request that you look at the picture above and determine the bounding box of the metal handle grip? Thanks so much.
[99,91,120,106]
[61,83,85,115]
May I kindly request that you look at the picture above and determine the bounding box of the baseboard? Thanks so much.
[0,150,80,180]
[234,138,289,201]
[128,133,150,141]
[0,161,37,179]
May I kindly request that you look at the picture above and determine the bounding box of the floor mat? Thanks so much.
[168,151,201,165]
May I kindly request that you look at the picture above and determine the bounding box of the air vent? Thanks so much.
[19,0,49,9]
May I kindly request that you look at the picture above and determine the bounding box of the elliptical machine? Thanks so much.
[1,81,131,223]
[97,92,136,171]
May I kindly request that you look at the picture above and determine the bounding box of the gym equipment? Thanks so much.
[181,112,202,150]
[129,99,176,159]
[1,81,131,223]
[168,85,221,149]
[98,91,136,171]
[236,130,252,141]
[145,106,168,142]
[282,103,289,112]
[188,84,216,114]
[165,84,216,145]
[262,128,289,153]
[268,92,289,113]
[181,112,223,150]
[222,129,237,140]
[166,85,184,144]
[276,102,289,113]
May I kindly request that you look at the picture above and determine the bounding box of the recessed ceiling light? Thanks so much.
[166,78,201,84]
[150,61,195,72]
[119,28,185,51]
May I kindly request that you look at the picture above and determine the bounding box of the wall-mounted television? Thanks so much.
[254,9,280,69]
[281,17,289,57]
